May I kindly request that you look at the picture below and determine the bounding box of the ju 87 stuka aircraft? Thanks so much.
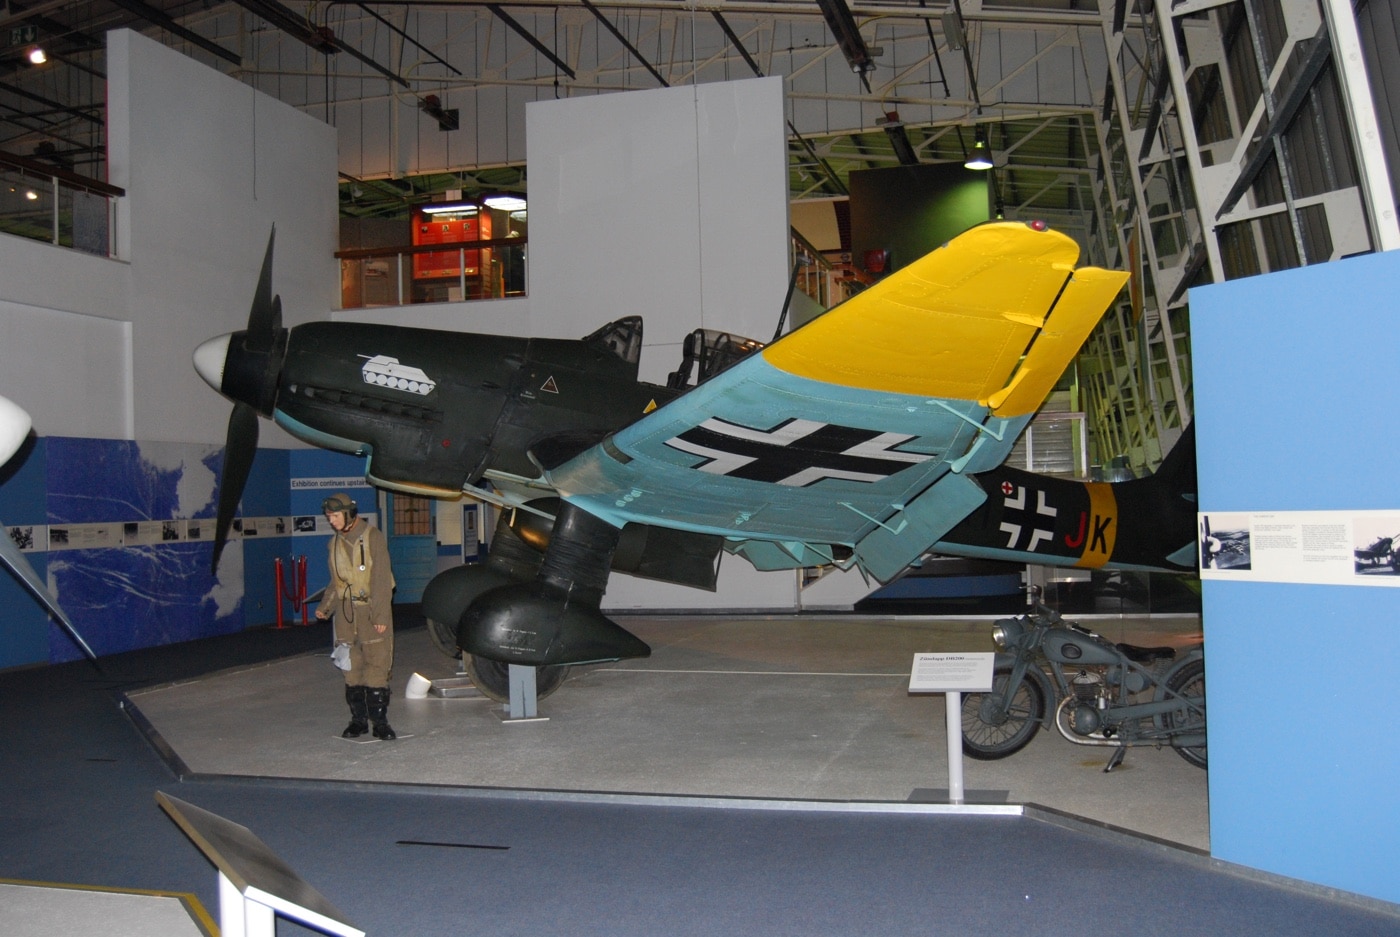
[194,220,1197,700]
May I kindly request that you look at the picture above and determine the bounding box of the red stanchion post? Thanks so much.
[273,557,287,630]
[297,554,310,626]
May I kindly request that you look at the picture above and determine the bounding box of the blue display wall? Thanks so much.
[0,437,372,668]
[1192,248,1400,906]
[0,435,52,667]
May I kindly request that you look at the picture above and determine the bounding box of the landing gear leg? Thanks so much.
[507,664,539,720]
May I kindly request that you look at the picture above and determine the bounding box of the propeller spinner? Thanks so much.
[194,228,288,573]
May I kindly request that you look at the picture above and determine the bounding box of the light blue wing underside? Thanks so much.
[545,354,1030,581]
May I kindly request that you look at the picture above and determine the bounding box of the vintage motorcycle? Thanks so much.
[960,592,1207,771]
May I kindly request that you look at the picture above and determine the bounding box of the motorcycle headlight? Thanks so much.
[991,618,1025,648]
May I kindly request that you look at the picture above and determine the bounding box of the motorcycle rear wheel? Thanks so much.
[961,666,1046,760]
[1163,658,1207,769]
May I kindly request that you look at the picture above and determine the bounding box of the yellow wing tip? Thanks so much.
[765,221,1125,401]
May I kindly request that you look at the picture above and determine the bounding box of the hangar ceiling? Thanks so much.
[0,0,1396,469]
[0,0,1119,220]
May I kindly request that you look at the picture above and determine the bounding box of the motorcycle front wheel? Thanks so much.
[961,665,1046,760]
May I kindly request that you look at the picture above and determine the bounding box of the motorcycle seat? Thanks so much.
[1115,642,1176,663]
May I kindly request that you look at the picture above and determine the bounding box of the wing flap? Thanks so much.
[987,266,1129,416]
[852,470,988,583]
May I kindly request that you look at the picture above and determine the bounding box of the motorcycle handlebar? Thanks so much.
[1024,586,1064,624]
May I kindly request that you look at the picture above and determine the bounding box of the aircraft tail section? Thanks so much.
[930,424,1198,573]
[1149,422,1197,505]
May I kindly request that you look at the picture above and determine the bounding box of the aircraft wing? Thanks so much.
[543,222,1127,583]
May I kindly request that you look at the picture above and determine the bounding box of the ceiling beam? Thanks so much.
[230,0,410,86]
[582,0,668,86]
[711,11,764,79]
[104,0,240,65]
[356,4,460,75]
[486,4,576,80]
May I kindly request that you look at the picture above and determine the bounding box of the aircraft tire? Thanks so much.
[463,655,571,703]
[426,617,460,658]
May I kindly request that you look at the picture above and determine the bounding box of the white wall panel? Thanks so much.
[0,232,132,320]
[452,91,483,167]
[695,78,792,342]
[0,302,132,439]
[528,76,788,357]
[108,29,338,445]
[527,82,705,342]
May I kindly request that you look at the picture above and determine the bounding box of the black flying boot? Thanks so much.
[342,684,369,738]
[367,685,396,740]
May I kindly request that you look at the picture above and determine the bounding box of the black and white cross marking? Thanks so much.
[664,417,933,487]
[998,481,1058,551]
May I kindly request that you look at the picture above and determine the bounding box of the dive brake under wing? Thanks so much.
[542,222,1128,583]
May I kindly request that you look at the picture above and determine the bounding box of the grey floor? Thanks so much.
[0,883,210,937]
[128,612,1211,852]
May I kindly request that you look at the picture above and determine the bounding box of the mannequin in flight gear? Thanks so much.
[315,493,398,740]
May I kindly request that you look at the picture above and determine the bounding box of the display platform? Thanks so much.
[0,881,213,936]
[126,613,1210,850]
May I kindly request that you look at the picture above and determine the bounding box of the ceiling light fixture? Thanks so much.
[483,195,527,212]
[422,201,478,215]
[964,130,993,171]
[26,45,46,65]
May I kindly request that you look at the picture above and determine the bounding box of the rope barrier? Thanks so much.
[273,555,310,629]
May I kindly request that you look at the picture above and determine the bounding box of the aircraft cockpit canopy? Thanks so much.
[584,316,644,366]
[666,328,764,389]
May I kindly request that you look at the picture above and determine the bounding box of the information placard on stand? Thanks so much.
[909,653,994,805]
[156,791,364,937]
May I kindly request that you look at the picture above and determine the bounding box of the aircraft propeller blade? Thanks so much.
[211,400,259,574]
[246,228,282,350]
[206,227,285,575]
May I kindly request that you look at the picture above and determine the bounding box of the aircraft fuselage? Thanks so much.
[260,321,676,496]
